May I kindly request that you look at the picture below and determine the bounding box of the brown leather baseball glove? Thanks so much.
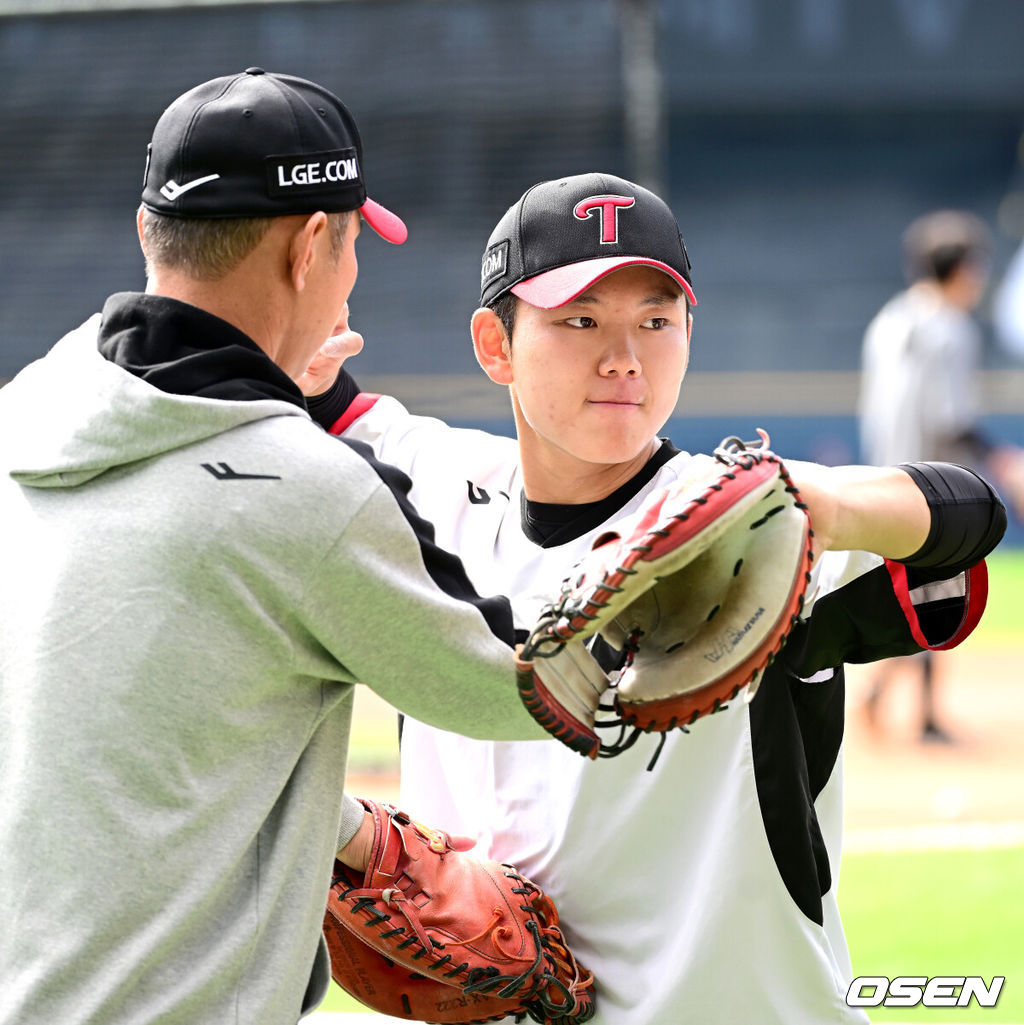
[323,798,595,1024]
[517,431,814,761]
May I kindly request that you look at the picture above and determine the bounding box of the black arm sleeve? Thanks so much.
[304,369,362,431]
[898,461,1006,573]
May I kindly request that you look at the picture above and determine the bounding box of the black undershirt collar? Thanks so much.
[521,439,682,548]
[97,292,306,408]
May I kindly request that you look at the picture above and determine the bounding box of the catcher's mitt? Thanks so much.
[517,431,814,760]
[323,797,595,1025]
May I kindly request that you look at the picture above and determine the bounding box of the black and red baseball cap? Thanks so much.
[479,172,694,308]
[141,68,406,244]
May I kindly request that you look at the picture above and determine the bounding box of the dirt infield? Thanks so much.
[843,639,1024,837]
[345,635,1024,844]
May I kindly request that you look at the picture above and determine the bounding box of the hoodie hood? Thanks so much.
[1,298,308,489]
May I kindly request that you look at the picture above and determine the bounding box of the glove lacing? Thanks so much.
[332,823,594,1021]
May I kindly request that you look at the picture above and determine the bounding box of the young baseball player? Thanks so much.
[309,173,1004,1024]
[0,71,564,1025]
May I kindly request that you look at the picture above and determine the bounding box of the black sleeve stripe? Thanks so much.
[749,660,844,927]
[338,435,516,647]
[750,547,987,929]
[782,563,922,672]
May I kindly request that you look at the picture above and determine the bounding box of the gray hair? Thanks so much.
[139,208,352,280]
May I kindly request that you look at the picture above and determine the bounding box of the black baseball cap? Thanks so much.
[479,172,694,308]
[141,68,406,244]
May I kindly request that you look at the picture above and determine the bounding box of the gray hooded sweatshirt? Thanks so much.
[0,294,547,1025]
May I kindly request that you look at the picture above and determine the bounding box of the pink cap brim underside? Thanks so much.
[511,256,696,307]
[362,197,408,245]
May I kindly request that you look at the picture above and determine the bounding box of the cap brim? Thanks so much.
[361,197,408,244]
[510,256,696,308]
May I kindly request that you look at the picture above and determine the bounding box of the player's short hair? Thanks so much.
[902,210,991,284]
[489,293,519,344]
[139,208,352,281]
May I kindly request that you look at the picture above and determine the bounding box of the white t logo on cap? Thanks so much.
[574,194,636,244]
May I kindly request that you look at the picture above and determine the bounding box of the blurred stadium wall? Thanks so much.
[3,0,1024,516]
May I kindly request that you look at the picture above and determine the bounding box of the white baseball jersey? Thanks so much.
[336,392,987,1025]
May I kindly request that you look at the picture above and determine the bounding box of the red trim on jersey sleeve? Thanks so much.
[936,561,989,650]
[329,393,382,436]
[885,558,989,651]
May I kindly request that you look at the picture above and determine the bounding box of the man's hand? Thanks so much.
[295,302,363,397]
[335,807,375,872]
[336,805,476,873]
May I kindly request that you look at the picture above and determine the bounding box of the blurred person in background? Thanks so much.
[859,209,1024,743]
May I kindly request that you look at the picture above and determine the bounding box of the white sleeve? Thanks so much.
[337,392,518,494]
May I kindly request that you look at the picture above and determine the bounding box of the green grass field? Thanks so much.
[970,546,1024,643]
[838,546,1024,1022]
[842,845,1024,1022]
[318,978,377,1014]
[328,548,1024,1019]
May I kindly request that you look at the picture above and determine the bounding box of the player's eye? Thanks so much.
[563,316,597,329]
[641,316,671,330]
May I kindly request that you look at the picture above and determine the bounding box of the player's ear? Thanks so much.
[471,307,513,385]
[289,212,328,292]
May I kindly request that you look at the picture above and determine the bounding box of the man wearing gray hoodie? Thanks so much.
[0,69,554,1025]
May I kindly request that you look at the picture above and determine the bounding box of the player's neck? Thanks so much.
[519,436,661,504]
